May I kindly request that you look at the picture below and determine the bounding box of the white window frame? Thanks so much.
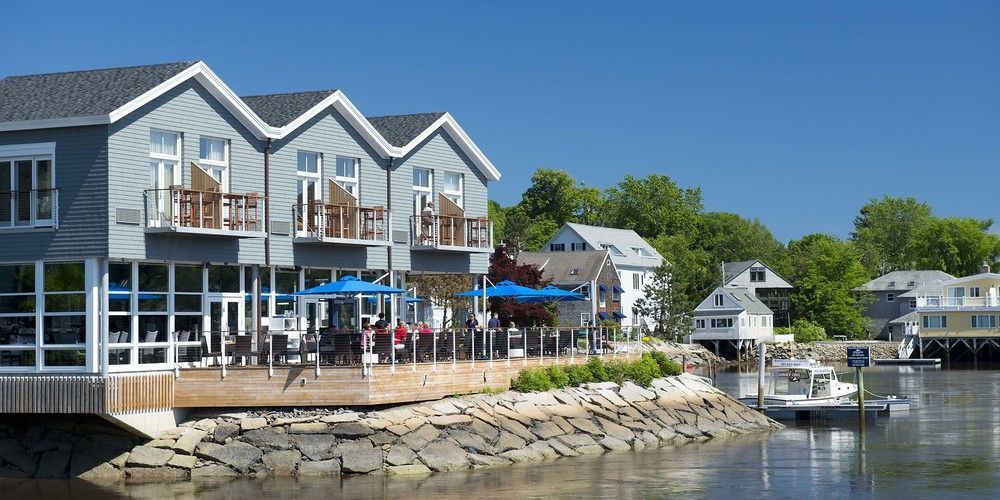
[909,299,917,309]
[714,294,724,307]
[296,152,322,236]
[580,313,591,327]
[413,168,433,215]
[149,131,181,227]
[198,137,229,192]
[550,243,565,252]
[922,315,947,329]
[972,315,996,329]
[334,156,359,199]
[442,172,463,208]
[0,143,57,229]
[887,293,895,302]
[970,287,982,298]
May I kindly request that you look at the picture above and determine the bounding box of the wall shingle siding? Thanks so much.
[0,125,109,262]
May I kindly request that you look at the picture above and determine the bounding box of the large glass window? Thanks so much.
[150,130,181,225]
[42,262,85,367]
[107,263,133,366]
[274,269,299,317]
[297,152,322,233]
[0,155,54,228]
[0,264,38,367]
[208,265,240,293]
[198,137,229,191]
[442,172,463,208]
[137,264,167,358]
[334,157,359,197]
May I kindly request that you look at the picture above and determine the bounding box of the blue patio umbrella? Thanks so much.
[293,275,406,297]
[514,285,585,303]
[456,280,543,298]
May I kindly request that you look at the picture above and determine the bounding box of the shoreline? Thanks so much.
[0,374,781,482]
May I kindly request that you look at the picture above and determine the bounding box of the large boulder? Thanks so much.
[338,441,383,474]
[195,441,262,473]
[329,422,374,438]
[417,442,469,472]
[240,428,292,450]
[172,428,207,455]
[297,459,340,477]
[262,450,301,476]
[400,425,440,450]
[126,446,175,467]
[293,434,336,461]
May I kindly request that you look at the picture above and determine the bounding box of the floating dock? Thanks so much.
[874,358,941,366]
[745,398,911,421]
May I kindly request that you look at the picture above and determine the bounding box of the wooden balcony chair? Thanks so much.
[232,335,257,366]
[264,334,291,365]
[300,333,319,364]
[200,332,223,366]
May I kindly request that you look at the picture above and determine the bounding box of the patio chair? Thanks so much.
[300,333,319,363]
[178,330,192,342]
[231,335,256,366]
[201,331,227,365]
[264,334,290,365]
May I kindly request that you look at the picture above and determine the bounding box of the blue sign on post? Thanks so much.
[847,347,870,368]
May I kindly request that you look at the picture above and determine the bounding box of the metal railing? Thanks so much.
[144,187,264,232]
[917,296,1000,308]
[106,326,646,379]
[0,189,59,229]
[294,203,390,243]
[411,214,492,248]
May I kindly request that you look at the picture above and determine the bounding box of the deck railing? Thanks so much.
[916,296,1000,308]
[144,187,264,232]
[0,372,174,414]
[411,214,492,248]
[0,188,59,229]
[294,203,390,243]
[120,326,645,379]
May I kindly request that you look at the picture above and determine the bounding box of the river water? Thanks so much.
[4,364,1000,499]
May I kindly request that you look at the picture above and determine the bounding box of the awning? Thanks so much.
[613,285,625,294]
[598,284,610,292]
[612,311,627,319]
[597,312,612,320]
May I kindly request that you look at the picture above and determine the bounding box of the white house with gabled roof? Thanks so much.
[539,223,662,328]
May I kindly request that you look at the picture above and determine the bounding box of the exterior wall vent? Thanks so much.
[392,230,409,244]
[115,208,141,225]
[270,221,291,235]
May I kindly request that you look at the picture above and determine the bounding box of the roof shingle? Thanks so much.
[0,61,199,123]
[241,90,338,128]
[367,112,445,147]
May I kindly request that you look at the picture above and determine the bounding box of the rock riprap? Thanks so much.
[0,375,780,481]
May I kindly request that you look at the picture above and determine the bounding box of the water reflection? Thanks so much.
[7,364,1000,498]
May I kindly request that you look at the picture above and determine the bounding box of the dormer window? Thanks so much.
[714,294,724,307]
[750,267,766,282]
[569,268,580,276]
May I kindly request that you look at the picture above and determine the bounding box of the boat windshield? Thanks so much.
[771,368,812,397]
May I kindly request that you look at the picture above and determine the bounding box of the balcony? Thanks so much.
[293,203,391,246]
[410,214,492,252]
[0,189,59,229]
[143,187,265,238]
[916,296,1000,309]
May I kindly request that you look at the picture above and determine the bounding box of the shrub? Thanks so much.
[545,365,570,388]
[626,354,663,387]
[647,350,682,376]
[604,360,628,385]
[787,319,827,343]
[563,364,593,387]
[511,368,552,392]
[586,357,609,382]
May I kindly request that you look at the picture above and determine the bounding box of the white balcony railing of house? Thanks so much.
[143,187,265,236]
[294,203,391,245]
[916,296,1000,308]
[410,214,492,250]
[0,189,59,229]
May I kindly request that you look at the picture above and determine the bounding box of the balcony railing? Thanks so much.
[0,189,59,229]
[294,203,390,245]
[144,187,264,236]
[411,214,492,250]
[916,296,1000,308]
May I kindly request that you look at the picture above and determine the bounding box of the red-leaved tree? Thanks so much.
[487,244,554,327]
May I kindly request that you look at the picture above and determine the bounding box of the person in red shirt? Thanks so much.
[393,320,408,346]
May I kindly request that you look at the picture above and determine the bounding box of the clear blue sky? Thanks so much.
[4,1,998,242]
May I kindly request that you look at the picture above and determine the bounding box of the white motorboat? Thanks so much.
[740,359,858,407]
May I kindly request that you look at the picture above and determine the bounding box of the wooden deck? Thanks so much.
[173,357,597,408]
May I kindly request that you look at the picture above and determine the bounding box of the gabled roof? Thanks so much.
[368,112,447,147]
[518,250,615,285]
[722,259,793,288]
[0,61,199,124]
[693,287,773,316]
[242,90,339,128]
[0,61,501,181]
[853,270,955,292]
[551,223,663,269]
[939,272,1000,286]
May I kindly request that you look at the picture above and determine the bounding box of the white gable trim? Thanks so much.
[0,62,502,181]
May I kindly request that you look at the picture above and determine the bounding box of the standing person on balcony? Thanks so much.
[373,312,390,362]
[488,312,500,330]
[420,201,435,244]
